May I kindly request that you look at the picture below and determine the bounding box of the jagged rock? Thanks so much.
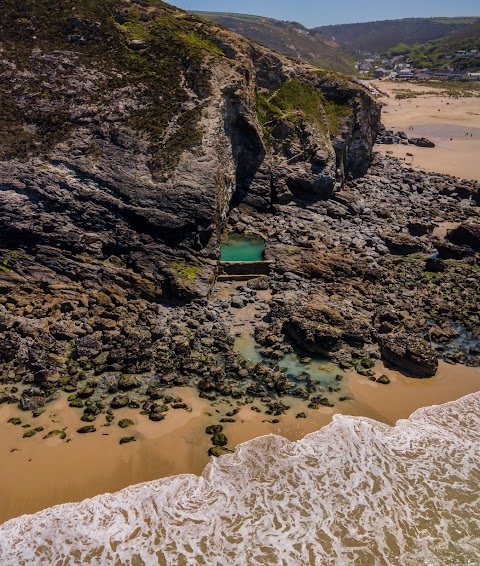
[379,334,438,378]
[284,299,372,357]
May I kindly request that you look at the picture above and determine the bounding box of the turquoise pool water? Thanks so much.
[220,234,265,262]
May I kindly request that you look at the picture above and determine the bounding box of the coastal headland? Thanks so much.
[0,0,478,531]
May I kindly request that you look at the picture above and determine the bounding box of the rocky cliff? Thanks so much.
[0,0,380,305]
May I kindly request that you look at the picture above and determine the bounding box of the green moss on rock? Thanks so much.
[43,430,67,439]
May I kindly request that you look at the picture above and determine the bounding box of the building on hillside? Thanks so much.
[414,70,431,81]
[430,71,453,80]
[374,68,389,78]
[449,71,470,81]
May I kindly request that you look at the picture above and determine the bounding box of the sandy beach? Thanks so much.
[1,360,478,524]
[373,81,480,181]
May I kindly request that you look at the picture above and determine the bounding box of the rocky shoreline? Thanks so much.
[1,154,478,446]
[0,1,478,451]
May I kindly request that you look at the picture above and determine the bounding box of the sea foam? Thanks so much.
[1,393,479,565]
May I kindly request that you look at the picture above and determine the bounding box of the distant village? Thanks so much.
[357,50,480,81]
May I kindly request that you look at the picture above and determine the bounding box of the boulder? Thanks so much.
[425,257,446,273]
[447,222,480,251]
[383,233,424,255]
[409,137,435,148]
[435,242,474,260]
[77,425,96,434]
[379,334,438,377]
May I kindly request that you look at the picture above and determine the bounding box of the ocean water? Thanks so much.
[1,393,479,565]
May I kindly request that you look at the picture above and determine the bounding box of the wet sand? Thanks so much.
[0,388,213,524]
[349,361,480,425]
[1,361,478,524]
[373,80,480,181]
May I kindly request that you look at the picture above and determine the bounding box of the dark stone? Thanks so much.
[425,257,446,273]
[379,334,438,378]
[447,222,480,251]
[77,425,96,433]
[409,137,435,148]
[110,396,129,409]
[120,436,136,444]
[435,242,474,260]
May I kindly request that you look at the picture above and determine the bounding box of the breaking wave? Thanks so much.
[1,393,479,565]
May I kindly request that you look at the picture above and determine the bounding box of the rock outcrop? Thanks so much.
[0,0,379,305]
[1,1,477,423]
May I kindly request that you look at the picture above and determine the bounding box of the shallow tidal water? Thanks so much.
[1,392,479,565]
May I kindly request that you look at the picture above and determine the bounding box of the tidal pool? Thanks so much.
[234,332,347,395]
[220,234,265,262]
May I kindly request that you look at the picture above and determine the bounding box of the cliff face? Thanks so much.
[0,0,380,303]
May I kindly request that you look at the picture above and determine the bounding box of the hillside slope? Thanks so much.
[315,17,476,53]
[194,12,356,74]
[395,18,480,70]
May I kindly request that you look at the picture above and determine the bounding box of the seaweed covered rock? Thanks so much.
[212,432,228,447]
[208,446,234,457]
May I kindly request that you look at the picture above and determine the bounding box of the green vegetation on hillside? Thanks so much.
[387,19,480,71]
[315,17,475,53]
[0,0,226,176]
[427,17,478,25]
[194,11,356,74]
[256,78,352,145]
